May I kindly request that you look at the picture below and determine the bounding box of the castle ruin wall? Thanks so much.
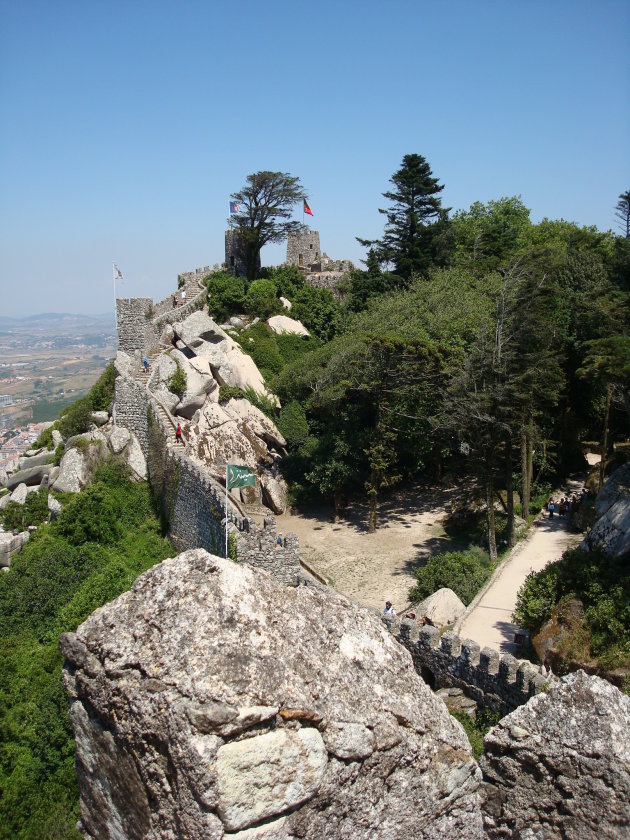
[383,616,547,716]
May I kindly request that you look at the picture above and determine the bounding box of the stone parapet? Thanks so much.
[383,617,546,716]
[235,517,300,586]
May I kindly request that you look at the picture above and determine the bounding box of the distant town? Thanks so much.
[0,311,115,453]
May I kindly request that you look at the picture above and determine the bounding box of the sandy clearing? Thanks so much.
[276,485,463,612]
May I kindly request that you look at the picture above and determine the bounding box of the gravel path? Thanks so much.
[458,471,594,655]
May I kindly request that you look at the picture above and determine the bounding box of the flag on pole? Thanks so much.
[229,201,240,214]
[303,199,313,216]
[227,464,256,489]
[113,264,123,281]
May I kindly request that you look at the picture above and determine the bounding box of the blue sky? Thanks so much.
[1,0,628,317]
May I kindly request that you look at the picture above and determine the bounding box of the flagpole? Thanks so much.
[225,462,229,559]
[112,263,118,333]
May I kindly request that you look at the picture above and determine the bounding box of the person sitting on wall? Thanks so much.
[276,535,283,549]
[383,601,396,617]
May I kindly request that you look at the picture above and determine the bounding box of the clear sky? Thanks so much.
[1,0,628,317]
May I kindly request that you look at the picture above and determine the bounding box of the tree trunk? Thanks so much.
[600,382,611,489]
[521,428,530,520]
[367,488,378,533]
[486,475,498,564]
[506,436,515,546]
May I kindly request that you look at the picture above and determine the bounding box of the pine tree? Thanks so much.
[614,190,630,238]
[359,154,448,282]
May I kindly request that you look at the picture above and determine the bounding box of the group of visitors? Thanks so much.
[546,495,577,519]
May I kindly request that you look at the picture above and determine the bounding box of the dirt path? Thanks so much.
[276,485,460,612]
[458,472,593,655]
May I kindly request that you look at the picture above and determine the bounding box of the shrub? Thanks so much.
[258,265,305,299]
[239,322,283,379]
[275,332,319,366]
[278,400,309,448]
[206,271,245,321]
[87,363,116,412]
[291,286,341,342]
[0,458,173,838]
[0,489,50,532]
[168,362,187,397]
[409,547,493,606]
[57,396,93,439]
[244,279,283,319]
[34,425,54,451]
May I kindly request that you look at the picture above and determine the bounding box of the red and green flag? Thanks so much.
[303,199,313,216]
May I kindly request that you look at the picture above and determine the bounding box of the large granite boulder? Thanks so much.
[414,588,466,628]
[581,462,630,557]
[0,530,29,568]
[124,433,147,481]
[10,483,28,505]
[5,463,51,489]
[53,448,89,494]
[18,449,54,470]
[261,473,288,515]
[61,550,483,840]
[267,315,310,337]
[223,398,286,450]
[173,313,267,396]
[480,670,630,839]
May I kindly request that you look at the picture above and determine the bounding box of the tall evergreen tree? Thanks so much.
[359,154,448,282]
[615,190,630,238]
[229,171,307,281]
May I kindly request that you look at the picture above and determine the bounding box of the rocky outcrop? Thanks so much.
[61,550,483,840]
[0,529,29,568]
[581,462,630,557]
[480,670,630,839]
[172,311,267,396]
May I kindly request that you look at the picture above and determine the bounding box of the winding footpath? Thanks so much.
[458,474,592,655]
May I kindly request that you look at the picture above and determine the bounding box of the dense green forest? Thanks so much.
[213,158,630,563]
[0,462,173,839]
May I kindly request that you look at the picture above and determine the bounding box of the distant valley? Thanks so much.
[0,311,116,430]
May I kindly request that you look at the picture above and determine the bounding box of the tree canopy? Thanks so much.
[229,171,308,280]
[358,154,448,281]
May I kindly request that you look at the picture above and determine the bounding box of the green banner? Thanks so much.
[227,464,256,490]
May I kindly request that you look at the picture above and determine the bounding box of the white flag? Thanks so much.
[113,263,124,281]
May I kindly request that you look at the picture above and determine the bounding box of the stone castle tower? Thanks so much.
[225,230,260,277]
[286,228,321,270]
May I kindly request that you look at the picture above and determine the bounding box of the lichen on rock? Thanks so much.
[61,549,483,839]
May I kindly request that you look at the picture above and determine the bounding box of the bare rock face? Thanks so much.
[480,670,630,839]
[53,448,89,493]
[581,462,630,558]
[61,550,483,840]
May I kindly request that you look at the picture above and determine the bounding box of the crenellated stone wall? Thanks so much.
[383,616,547,716]
[113,364,301,585]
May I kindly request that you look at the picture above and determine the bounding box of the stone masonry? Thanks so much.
[382,616,547,716]
[286,228,321,270]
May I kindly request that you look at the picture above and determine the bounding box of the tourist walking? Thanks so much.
[175,423,183,444]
